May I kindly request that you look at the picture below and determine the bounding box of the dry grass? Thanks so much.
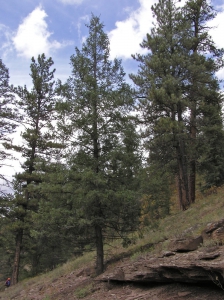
[0,252,96,300]
[1,185,224,299]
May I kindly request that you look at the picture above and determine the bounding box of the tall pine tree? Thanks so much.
[0,59,20,193]
[57,15,141,274]
[184,0,224,194]
[10,54,59,284]
[130,0,223,209]
[131,0,191,209]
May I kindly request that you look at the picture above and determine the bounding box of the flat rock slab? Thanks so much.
[99,245,224,284]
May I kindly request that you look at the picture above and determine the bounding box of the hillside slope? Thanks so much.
[1,186,224,300]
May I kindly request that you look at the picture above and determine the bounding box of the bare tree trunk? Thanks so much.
[188,1,201,204]
[188,75,197,203]
[176,139,190,210]
[189,152,196,203]
[177,174,183,210]
[12,229,23,285]
[176,103,190,210]
[177,161,188,210]
[95,224,104,275]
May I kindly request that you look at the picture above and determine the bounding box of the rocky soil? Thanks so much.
[2,265,224,300]
[2,220,224,299]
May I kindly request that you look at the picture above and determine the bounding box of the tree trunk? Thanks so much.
[177,138,190,210]
[188,85,197,204]
[176,103,190,210]
[177,160,188,210]
[95,224,104,275]
[189,148,196,204]
[12,229,23,285]
[188,0,201,204]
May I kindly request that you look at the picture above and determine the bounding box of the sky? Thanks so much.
[0,0,224,184]
[1,0,224,88]
[0,0,155,87]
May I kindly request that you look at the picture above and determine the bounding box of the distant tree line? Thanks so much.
[0,0,223,285]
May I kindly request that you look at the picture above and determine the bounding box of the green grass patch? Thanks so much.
[74,284,93,299]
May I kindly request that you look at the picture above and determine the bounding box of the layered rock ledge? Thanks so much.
[100,246,224,285]
[99,220,224,288]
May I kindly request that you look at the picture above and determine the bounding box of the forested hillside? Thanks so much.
[0,0,224,286]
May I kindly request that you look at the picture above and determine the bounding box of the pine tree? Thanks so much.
[0,59,20,193]
[25,162,78,274]
[139,165,171,227]
[130,0,223,209]
[0,194,16,280]
[10,54,60,284]
[184,0,224,201]
[130,0,191,210]
[197,91,224,189]
[57,15,141,274]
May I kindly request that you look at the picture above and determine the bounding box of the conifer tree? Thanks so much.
[131,0,191,210]
[9,54,59,284]
[24,162,78,274]
[184,0,224,200]
[0,59,19,192]
[57,15,141,274]
[130,0,223,209]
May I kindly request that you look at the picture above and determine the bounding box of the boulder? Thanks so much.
[168,236,203,252]
[202,219,224,245]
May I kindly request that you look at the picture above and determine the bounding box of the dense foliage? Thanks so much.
[0,60,20,193]
[0,0,223,283]
[130,0,224,209]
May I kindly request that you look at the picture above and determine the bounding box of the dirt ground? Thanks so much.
[1,265,224,300]
[55,277,224,300]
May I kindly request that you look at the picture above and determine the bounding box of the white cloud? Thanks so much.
[207,5,224,82]
[108,0,156,60]
[208,5,224,50]
[0,24,14,57]
[108,0,224,62]
[57,0,83,5]
[12,6,63,59]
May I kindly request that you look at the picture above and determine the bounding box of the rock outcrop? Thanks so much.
[99,220,224,289]
[2,220,224,300]
[100,245,224,285]
[202,219,224,245]
[168,235,203,252]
